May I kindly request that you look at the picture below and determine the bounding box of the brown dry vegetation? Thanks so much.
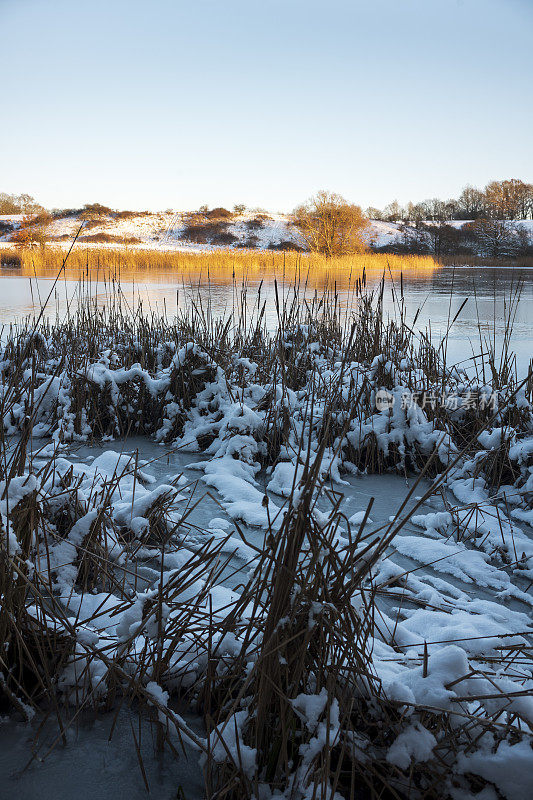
[1,245,441,290]
[78,232,142,244]
[294,191,369,257]
[206,207,234,219]
[0,269,531,799]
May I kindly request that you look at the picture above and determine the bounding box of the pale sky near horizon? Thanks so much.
[1,0,532,212]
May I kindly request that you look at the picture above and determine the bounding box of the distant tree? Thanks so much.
[484,181,510,219]
[0,193,20,214]
[382,200,403,222]
[0,192,43,215]
[444,199,459,219]
[417,222,459,257]
[198,205,209,214]
[405,202,425,223]
[423,198,451,221]
[465,219,517,258]
[233,203,246,214]
[362,176,533,231]
[520,183,533,219]
[18,193,44,214]
[457,185,486,219]
[484,179,533,220]
[396,223,420,252]
[81,203,113,218]
[293,191,369,257]
[516,224,533,256]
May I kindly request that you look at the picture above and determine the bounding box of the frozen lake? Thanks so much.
[0,259,532,376]
[1,264,532,799]
[5,431,528,799]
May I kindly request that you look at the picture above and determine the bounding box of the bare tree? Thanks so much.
[457,185,486,219]
[484,179,533,220]
[465,219,517,258]
[0,192,43,215]
[405,202,425,223]
[363,177,533,227]
[293,191,369,257]
[382,200,404,222]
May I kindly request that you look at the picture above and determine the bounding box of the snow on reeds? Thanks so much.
[0,261,532,799]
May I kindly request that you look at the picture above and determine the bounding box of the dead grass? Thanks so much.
[79,233,142,244]
[0,250,21,267]
[206,207,234,219]
[6,245,441,290]
[0,252,531,798]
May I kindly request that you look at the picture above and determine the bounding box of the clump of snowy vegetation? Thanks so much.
[1,274,532,799]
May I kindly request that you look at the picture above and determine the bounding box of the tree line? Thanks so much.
[293,191,532,260]
[367,178,533,222]
[3,180,532,223]
[2,187,531,260]
[0,192,43,215]
[375,218,533,259]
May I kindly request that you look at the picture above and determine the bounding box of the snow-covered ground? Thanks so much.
[2,211,531,253]
[3,417,532,798]
[0,210,305,251]
[1,294,533,798]
[5,432,533,797]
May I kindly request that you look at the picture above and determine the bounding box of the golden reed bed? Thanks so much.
[1,246,441,291]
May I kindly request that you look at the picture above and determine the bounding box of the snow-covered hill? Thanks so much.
[1,210,532,253]
[0,210,305,251]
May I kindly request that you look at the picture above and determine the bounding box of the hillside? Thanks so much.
[1,209,532,256]
[0,209,304,252]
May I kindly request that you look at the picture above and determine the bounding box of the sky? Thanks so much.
[1,0,532,212]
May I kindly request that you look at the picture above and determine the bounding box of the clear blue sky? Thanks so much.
[1,0,531,212]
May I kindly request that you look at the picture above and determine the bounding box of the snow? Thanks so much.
[386,722,437,770]
[0,210,305,251]
[348,509,374,526]
[2,291,533,797]
[207,709,257,779]
[145,681,169,707]
[2,422,533,797]
[393,535,516,590]
[3,209,531,252]
[291,688,329,731]
[457,737,533,800]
